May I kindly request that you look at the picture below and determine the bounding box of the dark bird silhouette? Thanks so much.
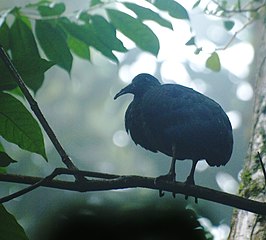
[114,73,233,194]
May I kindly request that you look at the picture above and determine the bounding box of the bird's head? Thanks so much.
[114,73,161,99]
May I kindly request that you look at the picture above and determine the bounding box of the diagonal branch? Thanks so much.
[257,152,266,186]
[215,17,255,51]
[0,170,265,215]
[0,46,80,174]
[0,168,62,203]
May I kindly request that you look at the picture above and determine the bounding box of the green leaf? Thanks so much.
[35,20,73,73]
[79,12,91,22]
[90,15,127,52]
[206,52,221,72]
[0,21,10,50]
[9,16,52,92]
[0,59,17,91]
[67,35,90,60]
[185,36,195,46]
[78,13,127,54]
[107,9,159,56]
[223,20,235,31]
[154,0,189,20]
[193,0,201,9]
[0,152,17,167]
[0,142,4,152]
[124,2,173,30]
[194,47,202,55]
[13,57,54,92]
[26,0,50,8]
[90,0,102,7]
[9,17,39,60]
[0,204,29,240]
[0,54,54,92]
[38,3,66,16]
[6,87,24,98]
[60,18,118,62]
[0,92,47,160]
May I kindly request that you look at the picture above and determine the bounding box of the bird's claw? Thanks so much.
[158,190,175,198]
[184,194,197,202]
[185,195,198,203]
[155,173,176,183]
[154,173,176,197]
[159,189,165,197]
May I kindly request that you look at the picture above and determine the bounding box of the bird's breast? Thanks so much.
[124,84,233,166]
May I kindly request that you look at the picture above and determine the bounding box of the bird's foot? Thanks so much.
[155,173,176,182]
[184,176,198,203]
[154,173,176,197]
[185,175,195,185]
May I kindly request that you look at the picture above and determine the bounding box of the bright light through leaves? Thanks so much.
[113,130,130,147]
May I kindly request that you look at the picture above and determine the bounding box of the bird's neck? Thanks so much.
[134,85,159,99]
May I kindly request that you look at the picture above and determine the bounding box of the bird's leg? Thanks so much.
[168,155,177,180]
[185,160,197,185]
[185,160,198,203]
[155,145,177,197]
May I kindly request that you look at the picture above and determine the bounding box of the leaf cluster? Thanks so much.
[0,2,189,237]
[198,0,265,71]
[0,0,189,168]
[0,0,262,169]
[0,1,261,238]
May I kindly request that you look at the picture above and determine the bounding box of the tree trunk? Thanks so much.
[228,21,266,239]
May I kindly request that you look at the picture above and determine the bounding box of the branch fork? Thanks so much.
[0,169,266,215]
[0,46,266,216]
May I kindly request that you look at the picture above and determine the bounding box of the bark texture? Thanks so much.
[228,22,266,240]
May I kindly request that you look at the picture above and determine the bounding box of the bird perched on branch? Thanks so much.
[114,73,233,196]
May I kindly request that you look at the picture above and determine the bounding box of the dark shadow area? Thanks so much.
[36,205,211,240]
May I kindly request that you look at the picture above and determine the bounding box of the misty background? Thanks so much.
[0,0,256,239]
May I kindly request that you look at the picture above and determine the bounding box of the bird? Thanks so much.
[114,73,233,196]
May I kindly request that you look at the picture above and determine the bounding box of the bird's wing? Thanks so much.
[125,101,157,152]
[142,84,233,164]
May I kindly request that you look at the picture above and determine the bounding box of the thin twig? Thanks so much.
[0,168,62,203]
[0,46,80,175]
[257,152,266,187]
[0,171,265,215]
[215,17,254,51]
[204,0,265,51]
[211,0,266,14]
[0,168,119,203]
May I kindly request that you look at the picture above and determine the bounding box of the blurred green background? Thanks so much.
[0,0,256,239]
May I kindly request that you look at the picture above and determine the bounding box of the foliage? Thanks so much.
[0,1,190,238]
[39,205,211,240]
[0,92,47,160]
[206,52,221,72]
[0,204,29,240]
[0,0,264,238]
[0,0,189,167]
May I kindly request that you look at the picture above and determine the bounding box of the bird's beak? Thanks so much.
[114,84,132,100]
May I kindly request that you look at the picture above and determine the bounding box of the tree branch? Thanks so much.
[257,152,266,186]
[211,0,266,14]
[215,17,254,51]
[0,170,265,215]
[0,46,81,176]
